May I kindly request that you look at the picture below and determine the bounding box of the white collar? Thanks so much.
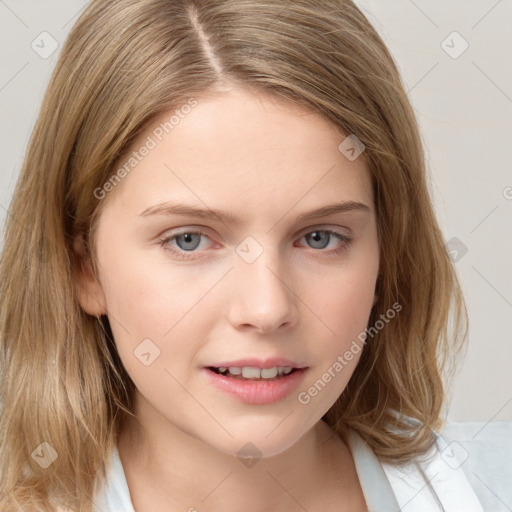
[344,427,484,512]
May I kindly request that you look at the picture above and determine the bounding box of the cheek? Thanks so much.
[308,259,378,342]
[297,250,378,403]
[100,243,213,334]
[324,278,375,342]
[295,272,375,413]
[99,249,226,384]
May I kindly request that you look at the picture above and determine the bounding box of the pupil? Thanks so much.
[308,231,328,249]
[178,233,200,250]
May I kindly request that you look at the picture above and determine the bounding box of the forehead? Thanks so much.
[103,87,373,220]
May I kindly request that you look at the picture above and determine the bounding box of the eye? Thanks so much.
[159,228,353,261]
[297,229,353,256]
[159,230,213,260]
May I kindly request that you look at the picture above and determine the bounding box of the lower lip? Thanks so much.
[203,368,308,405]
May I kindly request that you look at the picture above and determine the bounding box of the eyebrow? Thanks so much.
[139,200,371,225]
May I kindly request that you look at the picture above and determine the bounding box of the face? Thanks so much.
[75,86,379,458]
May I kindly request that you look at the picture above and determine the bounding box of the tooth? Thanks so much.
[282,367,293,375]
[261,367,278,379]
[242,367,261,379]
[218,367,227,373]
[228,367,242,375]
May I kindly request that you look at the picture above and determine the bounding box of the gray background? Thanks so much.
[0,1,511,422]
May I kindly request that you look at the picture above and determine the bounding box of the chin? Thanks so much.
[205,417,315,459]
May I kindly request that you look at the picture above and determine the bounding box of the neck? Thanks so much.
[117,394,360,511]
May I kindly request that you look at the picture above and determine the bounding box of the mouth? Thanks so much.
[207,365,300,380]
[203,362,309,405]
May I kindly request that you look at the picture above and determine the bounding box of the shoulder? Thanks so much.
[436,420,512,511]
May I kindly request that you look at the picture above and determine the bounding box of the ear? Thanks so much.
[72,234,107,316]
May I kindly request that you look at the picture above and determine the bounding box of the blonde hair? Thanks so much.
[0,0,467,510]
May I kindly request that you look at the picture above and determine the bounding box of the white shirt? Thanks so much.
[94,421,512,511]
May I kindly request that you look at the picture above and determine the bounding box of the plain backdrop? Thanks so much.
[0,0,511,422]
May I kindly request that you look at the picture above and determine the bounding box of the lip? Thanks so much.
[203,366,308,405]
[206,357,308,369]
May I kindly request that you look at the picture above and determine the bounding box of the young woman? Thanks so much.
[1,1,510,511]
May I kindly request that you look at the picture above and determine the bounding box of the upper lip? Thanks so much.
[207,357,308,369]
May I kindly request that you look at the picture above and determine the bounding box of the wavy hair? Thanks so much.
[0,0,467,510]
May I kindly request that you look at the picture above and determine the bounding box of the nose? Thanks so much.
[226,248,299,334]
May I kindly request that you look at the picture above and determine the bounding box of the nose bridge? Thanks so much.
[228,238,298,332]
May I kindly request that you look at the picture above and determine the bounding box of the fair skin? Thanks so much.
[75,86,379,511]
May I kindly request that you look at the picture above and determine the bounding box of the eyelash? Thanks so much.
[158,228,353,261]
